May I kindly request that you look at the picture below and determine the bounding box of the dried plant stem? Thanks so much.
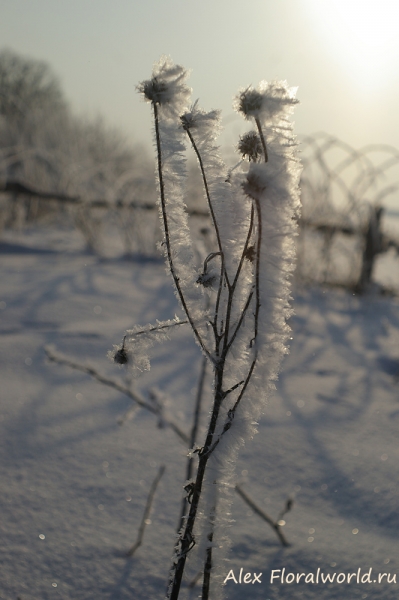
[225,288,254,353]
[219,205,257,364]
[255,116,268,163]
[250,119,265,347]
[184,128,227,338]
[253,198,262,342]
[126,465,166,557]
[167,212,260,599]
[189,356,207,455]
[176,354,207,534]
[169,341,256,596]
[157,107,262,597]
[167,147,263,600]
[168,366,225,600]
[130,319,188,338]
[44,346,189,444]
[235,484,290,547]
[231,203,255,291]
[201,521,214,600]
[184,129,224,270]
[219,203,255,357]
[136,64,301,600]
[210,202,260,444]
[153,103,212,363]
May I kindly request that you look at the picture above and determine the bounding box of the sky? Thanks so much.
[1,0,399,157]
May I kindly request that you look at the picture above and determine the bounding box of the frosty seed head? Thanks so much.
[111,335,128,365]
[238,131,263,162]
[181,103,221,138]
[244,244,256,262]
[234,81,299,124]
[196,272,217,289]
[113,347,128,365]
[236,87,264,118]
[242,170,267,201]
[137,57,191,112]
[180,112,194,131]
[138,77,169,105]
[180,101,199,130]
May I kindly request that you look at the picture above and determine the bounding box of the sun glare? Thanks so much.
[305,0,399,92]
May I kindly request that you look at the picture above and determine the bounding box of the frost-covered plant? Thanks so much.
[115,57,301,600]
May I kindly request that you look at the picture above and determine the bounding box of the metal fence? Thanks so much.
[1,133,399,292]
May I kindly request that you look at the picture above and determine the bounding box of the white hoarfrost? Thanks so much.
[135,59,301,600]
[194,82,301,598]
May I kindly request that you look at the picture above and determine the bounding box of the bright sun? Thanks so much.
[305,0,399,92]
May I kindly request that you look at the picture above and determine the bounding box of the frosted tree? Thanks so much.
[114,57,301,600]
[0,49,153,251]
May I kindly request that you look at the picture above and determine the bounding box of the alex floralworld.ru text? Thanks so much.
[223,568,397,585]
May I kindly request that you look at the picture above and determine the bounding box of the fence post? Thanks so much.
[356,205,383,292]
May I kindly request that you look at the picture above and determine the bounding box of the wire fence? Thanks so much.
[1,132,399,291]
[298,132,399,291]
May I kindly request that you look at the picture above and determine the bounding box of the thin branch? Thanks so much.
[205,356,258,459]
[189,356,208,468]
[225,288,254,354]
[127,319,188,338]
[255,117,268,163]
[153,103,212,363]
[203,251,221,273]
[231,357,257,412]
[231,203,255,292]
[277,497,294,522]
[199,379,245,460]
[197,210,259,460]
[184,128,225,269]
[170,296,211,597]
[220,203,255,360]
[184,126,229,352]
[223,379,245,397]
[167,367,226,600]
[187,494,293,590]
[251,118,266,347]
[176,354,208,534]
[253,198,262,344]
[217,203,255,358]
[126,465,166,557]
[235,484,290,547]
[201,527,214,600]
[44,346,189,445]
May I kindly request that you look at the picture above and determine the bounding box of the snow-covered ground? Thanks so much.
[0,226,399,600]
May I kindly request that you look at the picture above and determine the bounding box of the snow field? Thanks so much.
[0,226,398,599]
